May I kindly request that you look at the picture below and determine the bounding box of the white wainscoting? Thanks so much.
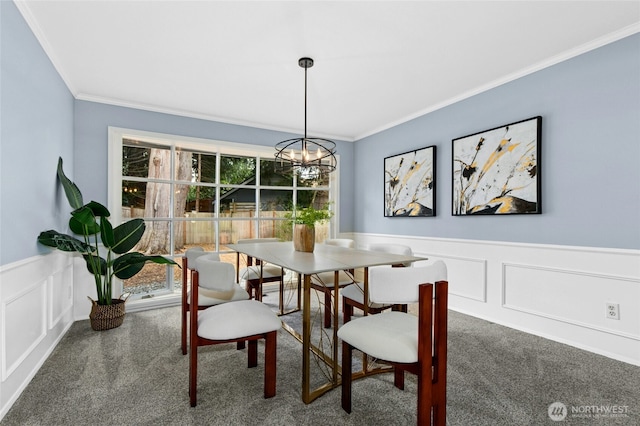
[0,252,74,420]
[349,233,640,366]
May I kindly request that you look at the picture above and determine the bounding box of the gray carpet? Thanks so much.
[2,306,638,425]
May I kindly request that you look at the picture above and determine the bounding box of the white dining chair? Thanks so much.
[338,261,448,425]
[181,249,249,354]
[235,238,288,312]
[189,255,282,407]
[341,243,414,323]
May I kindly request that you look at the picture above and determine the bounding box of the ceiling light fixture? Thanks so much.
[274,57,337,181]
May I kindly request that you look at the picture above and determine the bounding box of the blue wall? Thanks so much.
[353,34,640,250]
[1,1,74,266]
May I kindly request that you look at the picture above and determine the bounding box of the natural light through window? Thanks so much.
[108,128,337,301]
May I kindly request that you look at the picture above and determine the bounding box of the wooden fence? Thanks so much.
[122,208,329,246]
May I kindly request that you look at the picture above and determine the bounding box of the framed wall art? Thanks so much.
[452,116,541,216]
[384,145,436,217]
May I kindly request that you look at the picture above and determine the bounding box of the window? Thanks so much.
[108,128,338,301]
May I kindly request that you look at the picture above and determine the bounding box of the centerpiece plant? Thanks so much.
[286,203,333,252]
[38,158,179,314]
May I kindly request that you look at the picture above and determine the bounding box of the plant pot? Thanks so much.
[88,295,129,331]
[293,224,315,252]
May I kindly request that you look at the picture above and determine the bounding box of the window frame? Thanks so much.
[108,127,340,301]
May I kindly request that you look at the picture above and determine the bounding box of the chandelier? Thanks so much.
[274,57,337,181]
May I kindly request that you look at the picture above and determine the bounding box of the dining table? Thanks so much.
[227,241,425,403]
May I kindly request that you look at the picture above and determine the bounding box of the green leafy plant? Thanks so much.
[38,158,179,305]
[286,203,334,228]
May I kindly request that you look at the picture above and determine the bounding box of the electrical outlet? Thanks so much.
[606,303,620,320]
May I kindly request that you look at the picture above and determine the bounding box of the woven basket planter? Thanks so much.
[88,295,128,331]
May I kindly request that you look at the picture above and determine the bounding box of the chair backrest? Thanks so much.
[368,260,447,305]
[237,238,279,244]
[195,255,236,293]
[368,243,413,267]
[324,238,355,248]
[186,248,219,270]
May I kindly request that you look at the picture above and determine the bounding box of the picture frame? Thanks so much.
[384,145,436,217]
[452,116,541,216]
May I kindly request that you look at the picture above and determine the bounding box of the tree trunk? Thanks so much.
[136,149,191,254]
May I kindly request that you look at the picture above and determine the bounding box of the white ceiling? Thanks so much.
[16,1,640,141]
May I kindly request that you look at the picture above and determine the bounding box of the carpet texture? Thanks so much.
[2,306,638,425]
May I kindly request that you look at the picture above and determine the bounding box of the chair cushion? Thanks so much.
[187,250,219,269]
[195,258,236,292]
[189,285,250,306]
[368,260,447,304]
[239,265,284,281]
[338,311,418,363]
[198,300,282,340]
[341,283,389,309]
[312,271,357,287]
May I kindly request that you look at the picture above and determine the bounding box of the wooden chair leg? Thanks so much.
[417,365,433,425]
[341,341,353,413]
[264,331,277,398]
[324,291,332,328]
[343,299,354,323]
[431,281,448,426]
[394,367,405,390]
[256,281,263,302]
[181,304,188,355]
[279,278,284,315]
[189,339,197,407]
[248,339,258,368]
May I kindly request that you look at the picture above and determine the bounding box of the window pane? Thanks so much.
[182,184,215,213]
[257,218,284,240]
[260,158,293,186]
[123,140,172,178]
[178,216,214,251]
[220,187,255,215]
[220,155,256,185]
[296,190,330,209]
[124,183,173,218]
[298,172,329,187]
[219,219,256,242]
[122,141,150,178]
[260,189,292,216]
[122,180,146,211]
[179,149,216,183]
[273,218,293,242]
[136,220,172,255]
[122,263,174,296]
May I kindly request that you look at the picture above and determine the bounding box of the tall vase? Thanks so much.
[293,224,315,252]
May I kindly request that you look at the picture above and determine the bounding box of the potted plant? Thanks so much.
[286,203,333,252]
[38,158,179,330]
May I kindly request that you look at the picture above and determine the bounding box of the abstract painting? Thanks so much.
[384,146,436,217]
[452,116,541,216]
